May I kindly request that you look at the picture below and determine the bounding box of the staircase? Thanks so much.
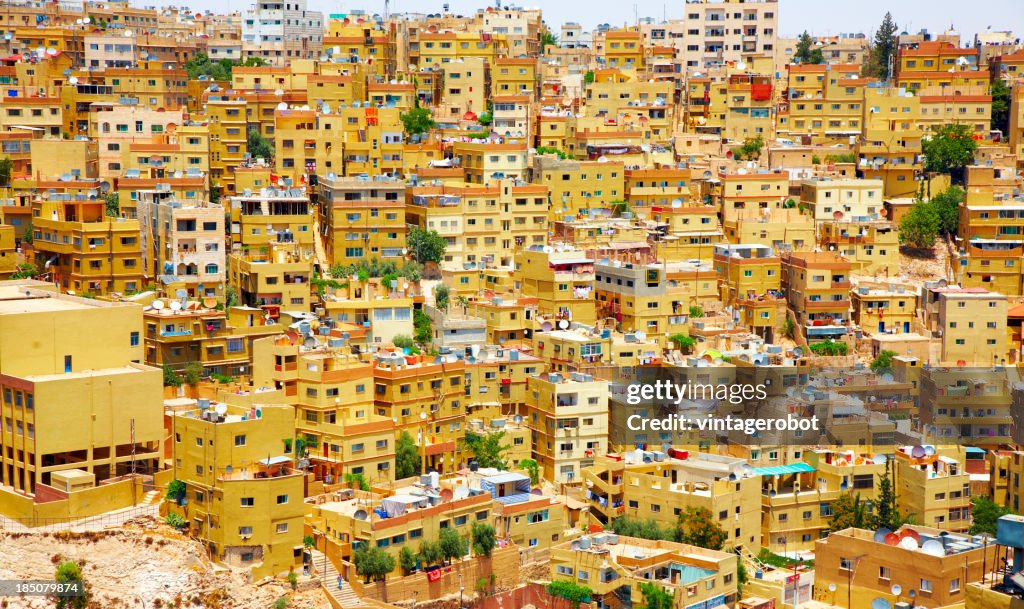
[140,490,161,505]
[734,543,767,574]
[311,550,365,608]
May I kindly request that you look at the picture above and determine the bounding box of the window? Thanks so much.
[240,497,254,507]
[839,557,853,571]
[277,494,289,504]
[234,434,246,446]
[238,526,253,536]
[879,566,891,580]
[130,331,139,346]
[920,579,932,593]
[949,578,960,593]
[276,523,289,533]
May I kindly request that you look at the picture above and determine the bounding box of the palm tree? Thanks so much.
[456,295,470,315]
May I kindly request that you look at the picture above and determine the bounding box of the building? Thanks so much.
[241,0,323,66]
[644,0,778,70]
[815,525,995,609]
[514,246,597,326]
[817,221,899,275]
[935,289,1007,365]
[857,86,923,198]
[455,142,529,185]
[226,241,313,315]
[137,189,226,301]
[531,156,625,219]
[593,261,690,345]
[549,535,739,609]
[920,368,1013,448]
[0,284,163,504]
[166,399,304,578]
[781,251,854,344]
[317,174,406,266]
[713,244,784,340]
[228,186,311,249]
[405,181,549,268]
[524,371,608,484]
[850,282,917,335]
[800,179,884,221]
[31,197,144,296]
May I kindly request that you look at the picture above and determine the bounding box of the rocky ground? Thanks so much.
[0,519,329,609]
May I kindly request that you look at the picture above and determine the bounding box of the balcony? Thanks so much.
[804,298,851,310]
[160,329,193,337]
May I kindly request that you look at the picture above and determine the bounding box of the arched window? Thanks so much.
[205,263,218,274]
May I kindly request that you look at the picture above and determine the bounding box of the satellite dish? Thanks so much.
[214,403,228,416]
[884,533,899,546]
[99,181,111,193]
[899,528,920,544]
[881,373,894,383]
[440,488,453,502]
[792,346,804,358]
[277,102,288,111]
[152,300,165,310]
[274,88,285,96]
[46,47,58,56]
[921,540,945,556]
[353,509,368,521]
[541,321,553,332]
[828,584,837,593]
[169,300,182,311]
[557,320,570,330]
[872,454,887,465]
[890,584,902,597]
[736,61,747,71]
[924,445,936,456]
[898,536,919,550]
[635,330,646,341]
[911,445,926,458]
[83,16,91,23]
[871,598,891,609]
[873,528,892,543]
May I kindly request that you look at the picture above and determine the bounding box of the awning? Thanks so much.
[964,447,987,454]
[752,462,815,476]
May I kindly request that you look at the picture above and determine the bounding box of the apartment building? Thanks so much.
[319,279,415,346]
[0,285,162,500]
[531,156,625,219]
[850,282,917,335]
[525,372,608,484]
[205,97,248,196]
[514,246,597,325]
[815,525,995,609]
[0,226,15,279]
[934,289,1007,365]
[455,142,529,185]
[467,295,537,347]
[226,241,313,314]
[780,64,867,144]
[490,95,532,140]
[166,399,304,578]
[550,535,739,609]
[241,0,323,66]
[250,335,396,485]
[406,181,549,268]
[317,174,406,266]
[137,189,226,301]
[593,261,689,345]
[817,221,899,274]
[227,186,311,249]
[31,197,143,296]
[371,352,467,473]
[722,73,774,141]
[920,367,1013,447]
[623,167,694,210]
[782,251,853,343]
[857,86,923,198]
[800,178,884,221]
[715,170,790,224]
[648,0,778,70]
[713,243,783,339]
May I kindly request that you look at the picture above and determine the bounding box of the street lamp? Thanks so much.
[420,411,428,475]
[458,573,464,609]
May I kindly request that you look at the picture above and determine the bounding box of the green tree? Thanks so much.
[669,333,697,354]
[353,547,395,583]
[471,522,497,557]
[731,135,764,161]
[870,350,897,375]
[392,334,421,355]
[829,492,870,532]
[247,127,274,160]
[407,226,447,264]
[102,191,119,217]
[11,262,37,279]
[872,460,903,530]
[546,581,592,608]
[413,309,433,345]
[399,546,417,574]
[477,111,493,127]
[400,107,436,135]
[343,472,370,491]
[637,582,674,609]
[519,458,540,484]
[541,31,558,48]
[688,305,704,318]
[165,479,186,503]
[922,123,978,181]
[395,430,421,479]
[584,70,595,84]
[434,283,450,311]
[899,198,941,248]
[609,516,675,541]
[867,12,899,80]
[783,317,796,339]
[55,561,87,609]
[417,540,443,566]
[794,32,823,64]
[225,284,240,308]
[438,527,468,564]
[677,507,727,550]
[808,339,848,356]
[273,596,290,609]
[929,185,965,236]
[992,78,1012,135]
[466,430,509,469]
[182,361,204,385]
[165,513,186,528]
[970,496,1013,535]
[0,155,13,186]
[162,364,183,388]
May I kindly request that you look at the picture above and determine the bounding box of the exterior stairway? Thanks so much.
[311,549,365,608]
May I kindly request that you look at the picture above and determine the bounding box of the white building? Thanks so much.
[241,0,323,66]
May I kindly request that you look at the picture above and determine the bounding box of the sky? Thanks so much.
[270,0,1024,40]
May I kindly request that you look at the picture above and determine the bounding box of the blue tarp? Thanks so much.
[752,462,816,476]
